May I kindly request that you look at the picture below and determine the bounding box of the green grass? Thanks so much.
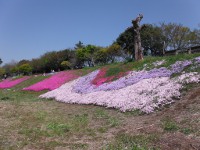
[103,133,160,150]
[162,118,179,132]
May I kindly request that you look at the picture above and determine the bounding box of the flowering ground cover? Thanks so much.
[40,56,200,113]
[91,68,128,86]
[40,72,200,113]
[72,60,193,94]
[23,70,79,91]
[0,76,30,89]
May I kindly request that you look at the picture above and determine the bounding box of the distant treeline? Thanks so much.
[0,22,200,77]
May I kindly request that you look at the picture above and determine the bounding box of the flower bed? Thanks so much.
[0,76,30,89]
[91,68,128,86]
[40,57,200,113]
[195,56,200,64]
[23,70,79,91]
[40,72,200,113]
[73,60,192,94]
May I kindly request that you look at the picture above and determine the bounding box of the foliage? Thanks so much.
[106,43,122,63]
[60,61,72,70]
[76,44,100,67]
[141,24,165,56]
[94,48,109,65]
[116,23,200,60]
[0,58,2,65]
[160,23,199,50]
[30,49,75,73]
[0,67,5,77]
[116,27,135,59]
[18,63,33,75]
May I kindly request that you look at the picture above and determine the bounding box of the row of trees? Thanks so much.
[1,22,200,77]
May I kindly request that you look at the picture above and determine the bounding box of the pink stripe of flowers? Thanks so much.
[91,68,128,86]
[0,76,30,89]
[23,71,79,91]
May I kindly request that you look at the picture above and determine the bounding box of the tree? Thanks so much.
[75,41,84,49]
[0,67,5,78]
[106,43,122,63]
[2,60,18,75]
[18,63,32,75]
[61,61,72,70]
[0,58,2,65]
[76,45,100,67]
[116,27,135,60]
[160,23,195,50]
[10,66,19,75]
[141,24,165,56]
[17,59,30,66]
[94,48,109,65]
[116,23,165,58]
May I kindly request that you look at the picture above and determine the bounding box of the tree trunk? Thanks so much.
[132,14,144,61]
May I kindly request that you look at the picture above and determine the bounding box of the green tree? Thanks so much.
[141,24,165,56]
[94,48,109,65]
[0,67,5,78]
[18,63,32,75]
[10,66,19,75]
[75,41,84,49]
[0,58,2,65]
[106,43,122,63]
[76,45,100,67]
[61,61,72,70]
[116,27,135,60]
[2,60,18,75]
[160,23,196,50]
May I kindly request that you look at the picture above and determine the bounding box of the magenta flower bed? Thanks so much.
[0,76,30,89]
[91,68,128,86]
[23,71,79,91]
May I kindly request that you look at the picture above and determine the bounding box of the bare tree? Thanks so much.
[132,14,143,61]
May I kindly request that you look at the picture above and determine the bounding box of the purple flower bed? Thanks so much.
[73,60,192,94]
[170,60,192,73]
[23,71,79,91]
[194,56,200,64]
[0,76,30,89]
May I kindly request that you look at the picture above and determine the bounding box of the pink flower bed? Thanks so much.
[23,71,79,91]
[0,76,30,89]
[91,68,128,86]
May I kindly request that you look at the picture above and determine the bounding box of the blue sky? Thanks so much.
[0,0,200,65]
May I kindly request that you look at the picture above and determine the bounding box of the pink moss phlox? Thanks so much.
[0,76,30,89]
[23,71,79,91]
[91,68,107,86]
[91,68,128,86]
